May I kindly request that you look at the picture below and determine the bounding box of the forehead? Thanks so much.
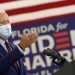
[0,11,9,23]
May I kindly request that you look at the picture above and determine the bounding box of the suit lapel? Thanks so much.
[19,59,25,75]
[0,44,7,56]
[9,43,24,75]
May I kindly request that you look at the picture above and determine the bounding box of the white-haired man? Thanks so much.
[0,11,38,75]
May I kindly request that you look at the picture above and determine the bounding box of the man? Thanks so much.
[0,10,38,75]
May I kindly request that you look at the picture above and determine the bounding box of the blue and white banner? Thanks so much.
[10,15,75,75]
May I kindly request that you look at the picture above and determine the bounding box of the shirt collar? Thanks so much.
[0,39,5,44]
[0,39,8,45]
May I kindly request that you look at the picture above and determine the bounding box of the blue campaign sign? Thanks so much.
[10,15,75,75]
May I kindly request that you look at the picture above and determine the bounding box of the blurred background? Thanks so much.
[0,0,75,75]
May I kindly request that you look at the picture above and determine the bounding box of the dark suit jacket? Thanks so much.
[0,42,26,75]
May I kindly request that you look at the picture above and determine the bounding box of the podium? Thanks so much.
[53,61,75,75]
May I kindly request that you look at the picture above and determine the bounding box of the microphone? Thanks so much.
[43,48,66,66]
